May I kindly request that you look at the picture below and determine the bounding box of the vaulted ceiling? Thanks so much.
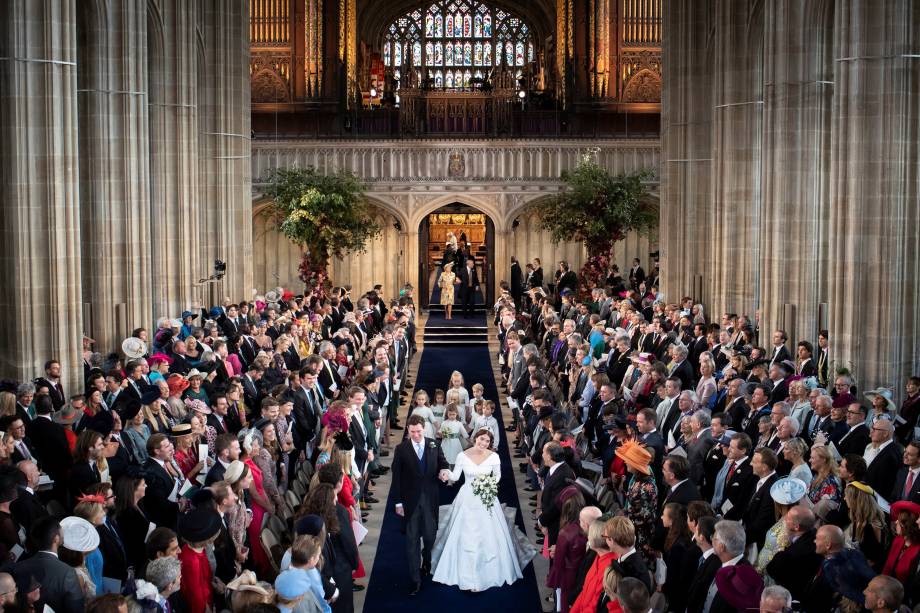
[358,0,557,48]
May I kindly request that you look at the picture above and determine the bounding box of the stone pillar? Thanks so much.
[758,1,834,345]
[828,0,920,390]
[200,0,253,304]
[77,0,151,349]
[148,0,201,316]
[0,0,84,391]
[660,0,714,305]
[708,0,764,319]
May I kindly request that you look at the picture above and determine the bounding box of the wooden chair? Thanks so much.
[259,528,283,574]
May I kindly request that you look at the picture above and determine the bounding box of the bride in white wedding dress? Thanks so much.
[430,428,537,591]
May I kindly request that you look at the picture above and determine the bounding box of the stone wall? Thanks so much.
[661,0,920,395]
[0,0,252,392]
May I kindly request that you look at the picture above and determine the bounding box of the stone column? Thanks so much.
[758,1,834,345]
[828,0,920,390]
[199,0,253,304]
[708,0,764,319]
[77,0,151,349]
[660,0,714,305]
[148,0,201,315]
[0,0,84,392]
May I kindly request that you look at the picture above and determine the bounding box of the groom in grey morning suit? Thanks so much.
[391,414,451,594]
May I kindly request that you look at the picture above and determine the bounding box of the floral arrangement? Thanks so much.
[471,473,499,509]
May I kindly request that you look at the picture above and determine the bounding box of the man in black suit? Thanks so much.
[555,261,578,297]
[0,415,36,464]
[457,258,480,318]
[10,460,48,543]
[213,482,240,583]
[142,434,181,529]
[25,395,72,503]
[628,258,645,291]
[35,359,66,410]
[686,516,720,613]
[891,441,920,503]
[705,520,756,613]
[743,448,780,548]
[661,455,702,508]
[70,430,105,505]
[316,341,343,400]
[864,419,903,500]
[767,329,792,370]
[607,516,652,593]
[766,507,823,604]
[837,403,871,456]
[636,409,665,483]
[510,256,523,309]
[529,258,544,289]
[205,433,240,486]
[391,415,451,595]
[719,433,757,520]
[15,517,84,613]
[668,344,695,393]
[537,441,576,546]
[686,413,716,487]
[767,362,792,406]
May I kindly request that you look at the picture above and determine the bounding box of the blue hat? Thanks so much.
[209,306,222,319]
[294,514,324,536]
[275,569,312,600]
[717,430,737,446]
[181,311,197,321]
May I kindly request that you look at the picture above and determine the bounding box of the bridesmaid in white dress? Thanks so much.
[430,388,447,430]
[445,389,467,425]
[431,429,537,591]
[409,389,437,439]
[437,403,469,465]
[447,371,470,407]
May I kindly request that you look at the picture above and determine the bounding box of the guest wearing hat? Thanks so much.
[881,500,920,584]
[845,481,889,570]
[59,516,102,599]
[755,477,808,573]
[704,520,762,613]
[182,370,209,406]
[15,517,84,613]
[615,439,658,567]
[177,508,222,613]
[172,423,205,481]
[865,387,897,423]
[53,399,83,452]
[275,565,325,613]
[148,354,173,386]
[280,515,326,570]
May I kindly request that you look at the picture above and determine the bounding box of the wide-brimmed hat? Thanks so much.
[777,360,797,375]
[53,405,81,425]
[171,423,192,436]
[121,399,143,421]
[226,570,272,596]
[749,358,770,369]
[770,477,808,505]
[181,311,198,321]
[61,516,100,552]
[714,564,763,611]
[167,374,190,396]
[184,398,211,415]
[224,460,246,484]
[265,290,280,303]
[603,416,628,432]
[177,509,221,543]
[615,440,652,475]
[864,387,897,413]
[891,500,920,518]
[122,337,148,359]
[186,369,204,380]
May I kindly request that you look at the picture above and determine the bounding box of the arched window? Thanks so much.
[382,1,534,91]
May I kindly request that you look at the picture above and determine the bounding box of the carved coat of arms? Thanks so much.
[448,152,465,178]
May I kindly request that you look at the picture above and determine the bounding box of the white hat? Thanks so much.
[770,477,808,505]
[60,516,100,552]
[186,368,204,380]
[122,337,148,359]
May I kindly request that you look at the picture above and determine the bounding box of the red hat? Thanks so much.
[714,564,763,611]
[891,500,920,518]
[167,373,190,396]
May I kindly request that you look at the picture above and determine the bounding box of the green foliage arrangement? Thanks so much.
[265,167,381,288]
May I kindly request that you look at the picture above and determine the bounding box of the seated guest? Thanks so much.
[569,518,616,613]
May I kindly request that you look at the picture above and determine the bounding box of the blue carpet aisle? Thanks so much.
[364,313,541,613]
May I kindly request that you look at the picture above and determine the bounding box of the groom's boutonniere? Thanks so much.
[428,441,436,449]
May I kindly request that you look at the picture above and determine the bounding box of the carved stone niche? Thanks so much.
[251,69,291,103]
[622,69,661,103]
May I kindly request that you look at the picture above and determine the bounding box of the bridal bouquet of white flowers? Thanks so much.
[471,473,498,509]
[439,426,456,439]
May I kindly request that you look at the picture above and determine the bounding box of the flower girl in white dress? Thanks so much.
[431,429,536,591]
[409,389,437,439]
[430,388,447,430]
[437,403,468,466]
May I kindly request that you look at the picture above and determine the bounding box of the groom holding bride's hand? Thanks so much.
[392,414,451,595]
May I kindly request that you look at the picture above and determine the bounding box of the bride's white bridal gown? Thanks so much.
[430,451,537,591]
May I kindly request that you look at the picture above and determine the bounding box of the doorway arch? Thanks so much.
[419,203,495,310]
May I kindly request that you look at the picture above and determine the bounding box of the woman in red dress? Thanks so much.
[240,429,275,574]
[178,508,222,613]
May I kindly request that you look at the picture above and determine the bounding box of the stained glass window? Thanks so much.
[383,1,533,90]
